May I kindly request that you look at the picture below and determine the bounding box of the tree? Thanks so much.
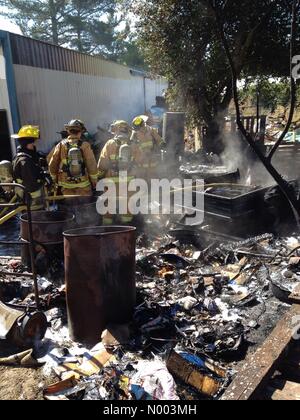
[99,19,146,67]
[213,0,300,219]
[132,0,300,153]
[0,0,146,65]
[63,0,118,54]
[239,78,299,113]
[1,0,118,52]
[0,0,68,45]
[116,39,146,68]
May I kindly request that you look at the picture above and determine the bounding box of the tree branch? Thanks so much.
[268,0,298,161]
[211,0,300,220]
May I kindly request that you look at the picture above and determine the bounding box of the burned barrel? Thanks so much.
[63,226,136,345]
[21,211,75,245]
[20,211,75,272]
[58,196,101,228]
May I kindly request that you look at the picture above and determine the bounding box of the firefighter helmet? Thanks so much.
[0,161,13,183]
[132,115,148,131]
[65,119,85,131]
[11,125,40,140]
[112,120,131,136]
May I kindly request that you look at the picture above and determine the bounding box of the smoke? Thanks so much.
[220,131,245,173]
[59,197,101,228]
[220,122,275,187]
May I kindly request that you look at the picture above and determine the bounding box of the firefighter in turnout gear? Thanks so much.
[11,125,46,209]
[131,115,164,181]
[49,119,98,196]
[0,160,14,203]
[98,120,140,225]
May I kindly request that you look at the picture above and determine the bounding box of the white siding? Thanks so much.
[13,64,168,152]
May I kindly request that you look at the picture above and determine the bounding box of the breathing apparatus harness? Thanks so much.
[110,135,133,177]
[63,139,86,183]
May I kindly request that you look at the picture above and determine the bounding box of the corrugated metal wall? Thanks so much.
[13,65,167,152]
[10,33,135,78]
[9,33,168,152]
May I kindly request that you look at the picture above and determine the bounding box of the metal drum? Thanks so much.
[64,226,136,345]
[58,196,101,228]
[21,211,75,245]
[20,211,75,270]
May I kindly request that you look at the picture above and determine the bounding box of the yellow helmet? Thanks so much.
[12,125,40,140]
[132,115,148,130]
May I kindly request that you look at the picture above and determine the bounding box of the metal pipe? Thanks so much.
[45,195,83,201]
[0,203,24,208]
[0,195,18,217]
[25,191,40,309]
[0,194,82,224]
[0,206,26,225]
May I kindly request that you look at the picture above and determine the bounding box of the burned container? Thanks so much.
[179,164,240,185]
[0,301,48,348]
[58,196,101,228]
[64,226,136,345]
[20,211,75,272]
[188,184,269,237]
[203,185,264,216]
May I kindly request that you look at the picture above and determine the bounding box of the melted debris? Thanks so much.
[0,229,299,400]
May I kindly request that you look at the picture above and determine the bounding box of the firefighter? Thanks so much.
[0,160,14,203]
[46,129,67,165]
[11,125,46,209]
[98,120,139,225]
[131,115,164,181]
[49,119,98,196]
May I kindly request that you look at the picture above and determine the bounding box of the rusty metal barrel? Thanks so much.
[20,211,75,269]
[58,196,101,228]
[63,226,136,345]
[21,211,75,245]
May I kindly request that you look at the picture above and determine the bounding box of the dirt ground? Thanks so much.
[0,366,54,400]
[0,341,56,400]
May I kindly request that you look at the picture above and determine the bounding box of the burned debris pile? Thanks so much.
[1,227,300,400]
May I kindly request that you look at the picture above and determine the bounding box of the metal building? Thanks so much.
[0,30,167,158]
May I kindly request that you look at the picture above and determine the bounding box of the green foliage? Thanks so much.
[0,0,145,66]
[0,0,68,44]
[62,0,118,54]
[239,78,294,112]
[132,0,300,130]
